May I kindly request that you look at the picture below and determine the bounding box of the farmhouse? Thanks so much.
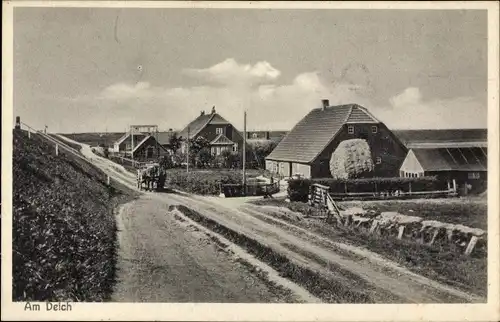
[396,129,487,193]
[178,106,244,156]
[265,100,408,178]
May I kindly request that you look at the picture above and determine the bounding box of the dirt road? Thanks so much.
[112,194,309,302]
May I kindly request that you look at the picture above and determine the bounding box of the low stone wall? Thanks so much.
[331,209,486,256]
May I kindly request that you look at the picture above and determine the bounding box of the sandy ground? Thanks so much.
[111,194,302,302]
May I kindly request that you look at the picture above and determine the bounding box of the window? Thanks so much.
[468,172,480,179]
[233,143,238,152]
[371,126,378,133]
[252,133,258,139]
[376,157,382,164]
[216,127,223,135]
[348,125,355,134]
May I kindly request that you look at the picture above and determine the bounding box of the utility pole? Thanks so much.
[242,110,247,195]
[186,126,190,173]
[132,127,135,162]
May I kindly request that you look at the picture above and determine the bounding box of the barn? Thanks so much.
[130,135,170,162]
[265,100,408,179]
[397,129,487,194]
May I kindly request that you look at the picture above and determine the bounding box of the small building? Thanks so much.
[130,135,170,162]
[112,132,148,153]
[178,106,243,156]
[156,129,177,152]
[245,130,288,143]
[397,129,487,193]
[265,100,408,178]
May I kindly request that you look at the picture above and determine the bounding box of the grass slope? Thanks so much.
[12,130,138,301]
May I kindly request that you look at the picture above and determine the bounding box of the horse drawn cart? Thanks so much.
[136,163,167,192]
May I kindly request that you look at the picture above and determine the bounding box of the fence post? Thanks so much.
[409,181,412,194]
[15,116,21,130]
[344,182,347,194]
[452,179,457,193]
[55,144,59,156]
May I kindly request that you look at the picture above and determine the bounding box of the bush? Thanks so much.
[164,169,243,195]
[287,176,446,202]
[330,139,374,179]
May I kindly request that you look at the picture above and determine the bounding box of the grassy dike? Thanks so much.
[12,130,138,301]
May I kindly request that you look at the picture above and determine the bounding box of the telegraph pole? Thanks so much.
[186,126,190,173]
[242,110,247,195]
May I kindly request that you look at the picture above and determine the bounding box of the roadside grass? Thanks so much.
[13,130,138,302]
[249,198,487,297]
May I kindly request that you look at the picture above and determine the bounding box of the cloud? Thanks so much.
[374,87,486,129]
[183,58,281,87]
[49,59,485,133]
[86,67,368,131]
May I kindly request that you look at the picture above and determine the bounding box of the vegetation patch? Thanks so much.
[13,130,138,302]
[163,168,270,195]
[287,177,450,202]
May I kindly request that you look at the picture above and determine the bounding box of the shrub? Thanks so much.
[330,139,374,179]
[287,176,446,201]
[164,169,243,195]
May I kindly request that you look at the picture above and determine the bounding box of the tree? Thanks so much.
[329,139,374,179]
[188,136,210,167]
[248,140,277,168]
[196,147,214,168]
[168,133,183,154]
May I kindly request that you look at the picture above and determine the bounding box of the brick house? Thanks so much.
[178,106,244,156]
[265,99,408,179]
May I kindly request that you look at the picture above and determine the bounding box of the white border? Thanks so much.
[2,1,499,321]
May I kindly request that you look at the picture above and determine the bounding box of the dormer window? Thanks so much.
[371,126,378,133]
[348,125,355,134]
[216,127,223,135]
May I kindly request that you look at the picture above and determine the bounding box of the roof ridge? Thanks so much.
[343,105,355,123]
[188,113,216,139]
[132,135,152,153]
[354,104,380,123]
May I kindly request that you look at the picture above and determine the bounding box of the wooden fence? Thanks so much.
[312,181,458,201]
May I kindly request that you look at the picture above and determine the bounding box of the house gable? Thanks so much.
[400,150,425,174]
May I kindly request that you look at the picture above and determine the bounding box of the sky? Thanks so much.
[13,8,488,133]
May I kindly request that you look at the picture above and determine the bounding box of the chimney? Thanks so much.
[321,99,329,110]
[211,106,216,114]
[200,111,205,116]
